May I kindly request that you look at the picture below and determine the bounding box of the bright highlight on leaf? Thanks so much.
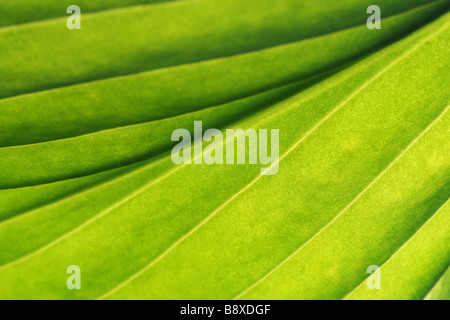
[0,0,449,300]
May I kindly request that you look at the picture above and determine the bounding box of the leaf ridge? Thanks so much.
[0,75,315,150]
[424,265,450,300]
[0,158,160,226]
[0,22,357,103]
[0,156,180,272]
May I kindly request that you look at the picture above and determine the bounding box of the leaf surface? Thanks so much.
[0,0,448,300]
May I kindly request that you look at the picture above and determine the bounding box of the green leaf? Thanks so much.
[0,0,449,300]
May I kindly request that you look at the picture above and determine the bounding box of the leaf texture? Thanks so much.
[0,0,449,300]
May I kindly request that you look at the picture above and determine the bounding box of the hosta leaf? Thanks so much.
[0,0,445,99]
[0,0,448,300]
